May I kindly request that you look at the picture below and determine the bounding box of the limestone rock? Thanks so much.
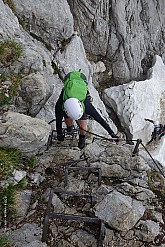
[9,0,74,49]
[16,72,53,117]
[0,111,50,155]
[94,190,145,231]
[102,55,165,165]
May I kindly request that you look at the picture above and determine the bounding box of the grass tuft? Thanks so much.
[0,235,14,247]
[0,39,23,66]
[0,72,21,106]
[0,184,16,221]
[0,148,22,180]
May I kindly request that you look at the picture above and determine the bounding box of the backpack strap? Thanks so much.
[64,71,88,84]
[64,72,71,81]
[80,73,87,85]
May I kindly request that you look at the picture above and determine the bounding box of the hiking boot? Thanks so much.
[67,125,73,135]
[57,134,64,141]
[78,135,85,149]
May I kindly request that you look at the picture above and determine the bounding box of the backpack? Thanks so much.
[63,71,88,110]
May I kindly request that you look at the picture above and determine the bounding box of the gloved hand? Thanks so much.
[57,134,64,141]
[111,133,120,143]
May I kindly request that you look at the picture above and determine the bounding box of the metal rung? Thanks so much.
[54,187,93,198]
[53,188,96,205]
[132,139,142,156]
[57,157,89,167]
[46,127,79,150]
[42,188,105,246]
[50,213,100,223]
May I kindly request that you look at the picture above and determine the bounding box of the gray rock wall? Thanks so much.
[1,0,165,160]
[68,0,165,84]
[10,0,74,50]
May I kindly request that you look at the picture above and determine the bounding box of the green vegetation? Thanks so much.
[0,235,13,247]
[161,186,165,202]
[28,155,36,167]
[0,147,37,179]
[0,147,39,231]
[0,184,16,220]
[0,147,38,224]
[19,19,31,33]
[24,155,36,172]
[0,178,29,223]
[17,177,28,189]
[0,39,23,66]
[33,193,45,203]
[0,147,22,180]
[0,72,21,106]
[3,0,15,12]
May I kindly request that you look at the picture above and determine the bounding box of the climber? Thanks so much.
[55,70,119,149]
[144,118,165,145]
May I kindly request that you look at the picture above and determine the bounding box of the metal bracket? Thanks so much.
[42,188,105,246]
[132,139,142,156]
[46,126,79,150]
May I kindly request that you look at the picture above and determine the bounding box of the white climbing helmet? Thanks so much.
[64,98,84,120]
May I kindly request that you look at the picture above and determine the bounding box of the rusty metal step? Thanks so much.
[42,188,105,246]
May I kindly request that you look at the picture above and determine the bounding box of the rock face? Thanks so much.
[10,0,74,50]
[1,0,165,162]
[0,1,165,245]
[16,72,53,117]
[0,111,50,155]
[94,190,145,231]
[102,55,165,164]
[68,0,165,84]
[6,139,165,246]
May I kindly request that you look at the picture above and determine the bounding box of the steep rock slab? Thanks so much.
[8,0,74,49]
[68,0,165,83]
[0,0,54,72]
[0,111,50,155]
[102,55,165,164]
[94,190,145,231]
[0,0,61,123]
[68,0,110,57]
[55,34,92,78]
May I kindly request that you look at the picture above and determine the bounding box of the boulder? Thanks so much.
[0,111,50,155]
